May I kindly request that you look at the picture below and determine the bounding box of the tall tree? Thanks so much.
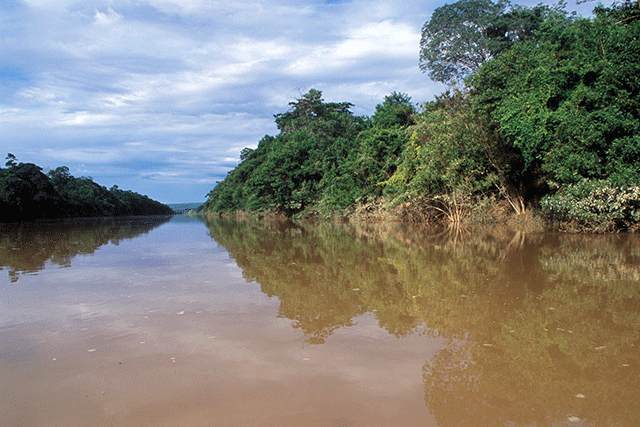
[420,0,508,85]
[420,0,560,86]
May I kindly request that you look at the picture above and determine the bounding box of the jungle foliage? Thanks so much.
[205,1,640,231]
[0,154,174,222]
[205,89,412,216]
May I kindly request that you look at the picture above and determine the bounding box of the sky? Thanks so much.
[1,0,595,204]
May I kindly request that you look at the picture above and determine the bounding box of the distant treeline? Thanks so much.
[0,154,173,222]
[205,1,640,232]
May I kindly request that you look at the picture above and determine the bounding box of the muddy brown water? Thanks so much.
[1,215,639,427]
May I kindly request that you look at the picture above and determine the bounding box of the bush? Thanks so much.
[540,180,640,232]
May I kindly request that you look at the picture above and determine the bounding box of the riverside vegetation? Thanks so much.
[0,154,173,222]
[204,1,640,232]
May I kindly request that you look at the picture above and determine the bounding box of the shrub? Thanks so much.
[540,180,640,232]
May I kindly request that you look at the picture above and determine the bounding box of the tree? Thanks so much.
[420,0,561,86]
[48,166,72,189]
[372,92,415,128]
[484,3,560,53]
[420,0,508,85]
[207,89,369,214]
[387,91,520,206]
[470,8,640,187]
[0,156,64,221]
[5,153,17,168]
[348,127,408,199]
[273,89,355,135]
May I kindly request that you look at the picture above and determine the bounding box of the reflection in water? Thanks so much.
[0,216,171,282]
[1,216,639,426]
[206,218,640,427]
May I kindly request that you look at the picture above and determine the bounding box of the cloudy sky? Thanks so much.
[1,0,593,203]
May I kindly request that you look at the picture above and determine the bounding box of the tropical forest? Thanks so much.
[0,153,173,222]
[204,0,640,233]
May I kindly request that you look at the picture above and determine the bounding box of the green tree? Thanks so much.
[470,7,640,187]
[0,156,64,221]
[484,3,561,54]
[387,91,528,213]
[273,89,356,135]
[350,128,407,197]
[420,0,562,86]
[372,92,415,128]
[1,155,171,222]
[5,153,17,168]
[206,89,368,215]
[420,0,509,85]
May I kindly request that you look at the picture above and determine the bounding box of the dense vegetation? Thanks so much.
[204,1,640,232]
[0,154,174,222]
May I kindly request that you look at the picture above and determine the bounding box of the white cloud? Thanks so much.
[42,147,122,163]
[0,0,594,203]
[93,7,122,26]
[339,20,417,59]
[57,111,118,126]
[287,19,418,77]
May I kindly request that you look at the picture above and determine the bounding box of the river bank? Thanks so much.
[202,191,640,234]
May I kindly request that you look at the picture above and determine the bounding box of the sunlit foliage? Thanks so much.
[205,2,640,232]
[205,90,411,215]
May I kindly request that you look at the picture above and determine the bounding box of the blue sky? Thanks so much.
[0,0,594,203]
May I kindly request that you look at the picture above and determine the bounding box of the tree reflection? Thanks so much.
[0,216,171,282]
[205,218,640,425]
[422,233,640,427]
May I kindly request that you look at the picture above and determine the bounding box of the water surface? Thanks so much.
[1,216,639,426]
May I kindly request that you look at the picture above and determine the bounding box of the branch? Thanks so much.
[616,14,640,24]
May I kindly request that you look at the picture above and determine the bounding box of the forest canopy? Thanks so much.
[0,154,174,222]
[207,1,640,231]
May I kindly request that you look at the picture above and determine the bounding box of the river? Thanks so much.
[1,215,639,426]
